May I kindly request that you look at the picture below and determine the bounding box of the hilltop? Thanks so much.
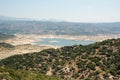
[0,38,120,80]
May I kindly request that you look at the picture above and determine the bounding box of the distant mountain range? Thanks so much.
[0,16,64,22]
[0,16,120,36]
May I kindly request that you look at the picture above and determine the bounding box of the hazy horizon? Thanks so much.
[1,15,120,23]
[0,0,120,22]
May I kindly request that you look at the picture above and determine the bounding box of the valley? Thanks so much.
[0,0,120,79]
[0,19,120,80]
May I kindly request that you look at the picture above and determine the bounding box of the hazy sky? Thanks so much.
[0,0,120,22]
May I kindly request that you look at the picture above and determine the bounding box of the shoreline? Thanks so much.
[1,34,119,46]
[0,44,59,60]
[0,34,120,59]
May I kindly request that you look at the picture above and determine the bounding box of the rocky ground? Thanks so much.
[0,44,58,59]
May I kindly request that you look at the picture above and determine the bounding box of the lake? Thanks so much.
[36,38,95,46]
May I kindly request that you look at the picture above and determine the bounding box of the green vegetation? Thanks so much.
[0,67,62,80]
[0,38,120,80]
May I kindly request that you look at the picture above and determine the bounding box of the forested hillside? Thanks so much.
[0,39,120,80]
[0,67,61,80]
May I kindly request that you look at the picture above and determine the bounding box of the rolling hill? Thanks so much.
[0,38,120,80]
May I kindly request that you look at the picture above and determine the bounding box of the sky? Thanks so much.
[0,0,120,22]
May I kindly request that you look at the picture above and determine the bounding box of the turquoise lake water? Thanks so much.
[36,38,95,46]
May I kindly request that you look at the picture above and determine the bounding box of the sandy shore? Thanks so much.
[1,34,119,45]
[0,44,59,59]
[0,34,120,59]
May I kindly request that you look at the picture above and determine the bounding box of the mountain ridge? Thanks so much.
[0,20,120,35]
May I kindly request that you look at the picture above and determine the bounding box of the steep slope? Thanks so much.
[0,39,120,80]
